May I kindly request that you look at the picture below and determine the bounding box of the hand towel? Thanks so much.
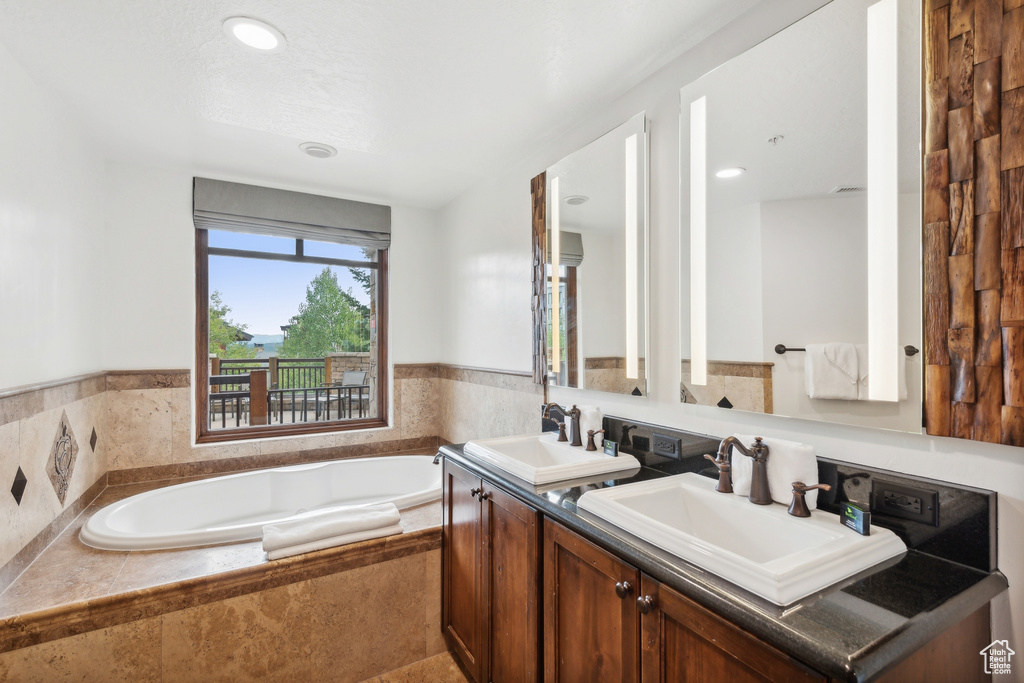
[730,434,821,508]
[266,524,403,561]
[805,343,859,400]
[262,502,401,553]
[579,406,604,447]
[855,344,908,401]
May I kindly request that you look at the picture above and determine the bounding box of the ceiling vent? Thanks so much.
[829,185,866,195]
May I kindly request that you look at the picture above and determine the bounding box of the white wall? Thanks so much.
[707,202,762,362]
[578,231,625,359]
[436,0,1023,676]
[0,42,107,391]
[101,163,443,371]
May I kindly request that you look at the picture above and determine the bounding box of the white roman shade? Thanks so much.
[193,178,391,250]
[547,230,585,267]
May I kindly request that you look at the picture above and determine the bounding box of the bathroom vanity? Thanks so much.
[438,424,1007,682]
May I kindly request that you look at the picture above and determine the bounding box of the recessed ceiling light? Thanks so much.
[565,195,589,205]
[715,167,746,179]
[223,17,286,53]
[299,142,337,159]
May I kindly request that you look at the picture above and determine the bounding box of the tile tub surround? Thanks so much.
[680,359,774,413]
[0,473,442,659]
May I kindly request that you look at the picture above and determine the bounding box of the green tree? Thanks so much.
[280,268,370,358]
[209,291,257,359]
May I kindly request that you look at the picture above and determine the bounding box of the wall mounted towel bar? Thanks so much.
[774,344,920,357]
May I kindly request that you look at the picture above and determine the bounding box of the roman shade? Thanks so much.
[547,230,585,268]
[193,178,391,250]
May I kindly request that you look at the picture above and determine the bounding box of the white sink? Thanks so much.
[464,433,641,485]
[577,473,906,605]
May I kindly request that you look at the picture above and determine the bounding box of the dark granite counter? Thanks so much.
[438,426,1007,683]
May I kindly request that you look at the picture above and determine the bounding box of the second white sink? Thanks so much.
[578,472,906,605]
[464,433,641,485]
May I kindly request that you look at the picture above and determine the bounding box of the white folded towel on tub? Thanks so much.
[804,343,859,400]
[730,434,821,509]
[265,524,404,561]
[262,502,401,554]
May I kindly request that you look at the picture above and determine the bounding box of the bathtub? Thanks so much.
[80,455,442,551]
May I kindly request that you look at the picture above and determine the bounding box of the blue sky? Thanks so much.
[209,231,372,336]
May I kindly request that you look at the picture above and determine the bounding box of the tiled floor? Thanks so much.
[366,651,470,683]
[0,478,441,619]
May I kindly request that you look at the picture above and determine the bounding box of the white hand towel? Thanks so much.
[579,406,604,447]
[266,524,403,561]
[730,434,821,508]
[805,343,859,400]
[855,344,908,401]
[262,502,401,553]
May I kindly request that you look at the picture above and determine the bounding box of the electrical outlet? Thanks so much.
[631,435,650,452]
[871,481,939,526]
[652,433,683,459]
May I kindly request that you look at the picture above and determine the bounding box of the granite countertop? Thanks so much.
[439,440,1008,683]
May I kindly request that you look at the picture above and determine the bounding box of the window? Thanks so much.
[194,178,390,442]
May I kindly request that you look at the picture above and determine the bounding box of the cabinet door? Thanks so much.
[483,484,541,683]
[543,518,641,683]
[638,575,826,683]
[443,460,485,681]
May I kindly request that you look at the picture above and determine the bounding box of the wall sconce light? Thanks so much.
[625,134,640,380]
[689,96,708,386]
[550,175,561,378]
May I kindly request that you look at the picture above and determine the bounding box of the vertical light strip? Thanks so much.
[867,0,899,401]
[550,176,561,378]
[625,134,639,379]
[689,96,708,386]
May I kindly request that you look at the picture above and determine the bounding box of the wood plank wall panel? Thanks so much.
[925,0,1024,446]
[530,173,547,384]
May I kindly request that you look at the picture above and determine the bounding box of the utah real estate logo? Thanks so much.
[980,640,1015,675]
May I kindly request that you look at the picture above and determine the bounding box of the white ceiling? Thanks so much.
[0,0,758,208]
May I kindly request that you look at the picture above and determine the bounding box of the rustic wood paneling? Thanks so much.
[1001,247,1024,323]
[950,31,976,108]
[930,79,951,153]
[976,289,1004,365]
[1007,0,1024,13]
[949,328,978,401]
[927,295,953,366]
[950,253,977,327]
[975,135,1001,213]
[953,400,976,438]
[1004,326,1024,404]
[974,58,1001,138]
[951,108,976,180]
[976,0,1003,62]
[976,212,1003,289]
[951,0,974,37]
[950,181,976,253]
[929,0,952,9]
[929,6,953,81]
[1002,405,1024,445]
[1003,86,1024,169]
[975,365,1004,441]
[1004,167,1024,247]
[926,365,953,435]
[926,222,953,366]
[530,173,547,385]
[1004,7,1024,91]
[926,151,952,223]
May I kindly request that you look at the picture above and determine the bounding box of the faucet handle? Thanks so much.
[585,429,604,452]
[703,453,733,494]
[787,481,832,517]
[556,422,568,442]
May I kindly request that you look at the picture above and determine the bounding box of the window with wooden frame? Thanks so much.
[193,178,390,443]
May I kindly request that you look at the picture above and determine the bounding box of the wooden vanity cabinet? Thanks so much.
[441,459,541,683]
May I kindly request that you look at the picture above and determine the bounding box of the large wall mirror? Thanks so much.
[679,0,923,432]
[533,112,649,396]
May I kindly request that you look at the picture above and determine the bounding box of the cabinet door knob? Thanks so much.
[479,491,491,501]
[470,488,481,498]
[636,595,655,614]
[615,581,633,599]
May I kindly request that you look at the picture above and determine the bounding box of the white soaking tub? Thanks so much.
[80,455,442,551]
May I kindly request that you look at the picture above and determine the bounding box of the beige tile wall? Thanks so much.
[0,550,445,682]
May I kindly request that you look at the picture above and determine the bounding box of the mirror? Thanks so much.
[536,112,649,396]
[679,0,923,432]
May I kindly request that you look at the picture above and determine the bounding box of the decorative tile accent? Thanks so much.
[717,396,734,409]
[46,411,79,506]
[90,427,98,452]
[10,467,26,506]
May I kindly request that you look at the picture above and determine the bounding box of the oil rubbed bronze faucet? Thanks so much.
[717,436,772,505]
[542,403,569,442]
